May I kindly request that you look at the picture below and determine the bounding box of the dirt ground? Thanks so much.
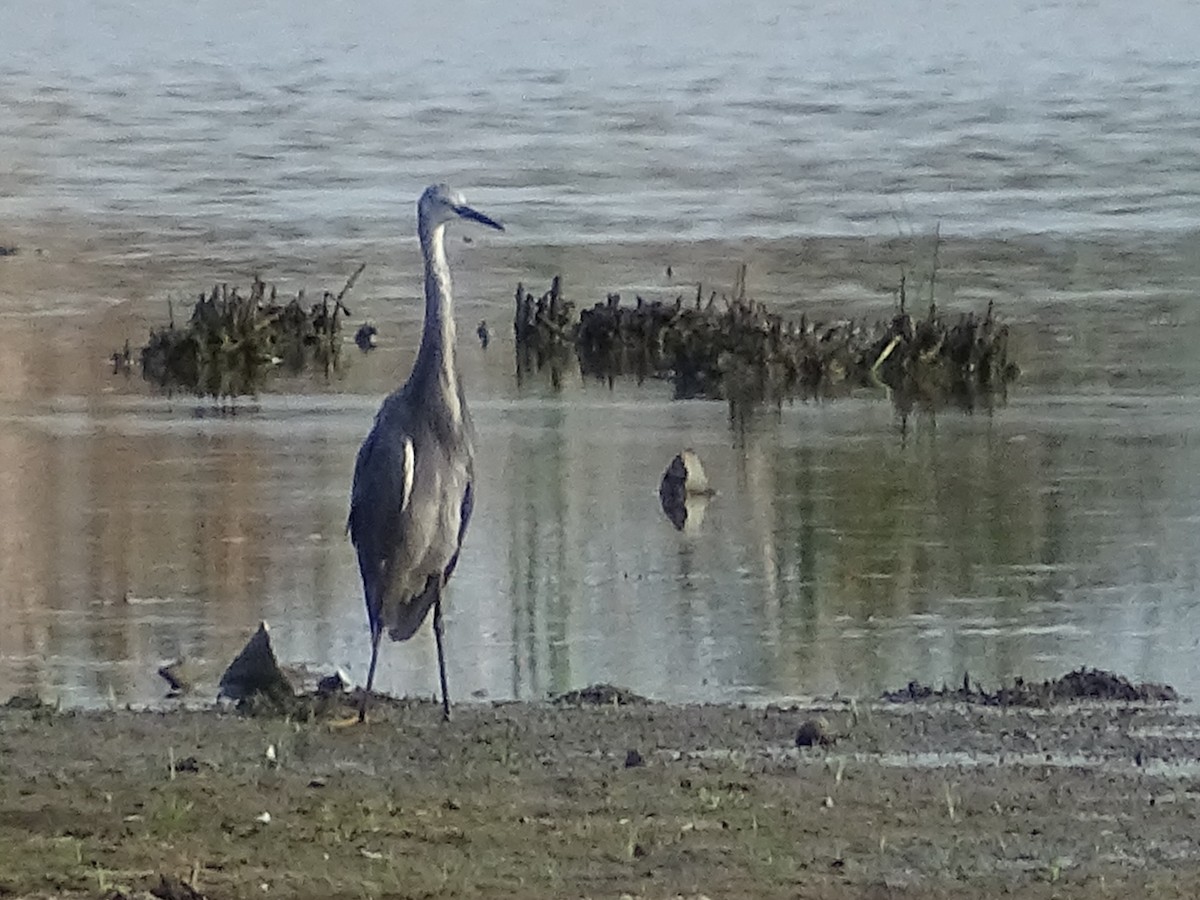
[2,680,1200,900]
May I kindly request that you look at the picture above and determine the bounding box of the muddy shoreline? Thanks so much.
[3,684,1200,899]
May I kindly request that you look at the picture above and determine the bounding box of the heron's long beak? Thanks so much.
[454,204,504,231]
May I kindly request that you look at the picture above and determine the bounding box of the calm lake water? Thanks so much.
[1,0,1200,707]
[4,0,1200,243]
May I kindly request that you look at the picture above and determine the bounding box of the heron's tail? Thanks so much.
[385,573,440,642]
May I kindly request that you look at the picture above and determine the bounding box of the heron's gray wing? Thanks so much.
[347,425,414,626]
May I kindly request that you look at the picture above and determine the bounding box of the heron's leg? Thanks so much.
[359,618,383,724]
[433,585,451,721]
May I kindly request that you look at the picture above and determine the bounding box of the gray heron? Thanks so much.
[349,183,503,722]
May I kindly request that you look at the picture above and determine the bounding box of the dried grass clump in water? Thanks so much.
[140,265,364,398]
[513,268,1020,408]
[513,276,576,386]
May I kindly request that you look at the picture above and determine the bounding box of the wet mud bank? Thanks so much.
[3,673,1199,899]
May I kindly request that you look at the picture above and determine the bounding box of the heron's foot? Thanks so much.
[326,689,372,728]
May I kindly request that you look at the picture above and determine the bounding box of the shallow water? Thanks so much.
[2,247,1200,709]
[1,2,1200,708]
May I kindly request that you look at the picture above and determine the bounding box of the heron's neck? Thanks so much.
[414,222,460,404]
[420,222,460,374]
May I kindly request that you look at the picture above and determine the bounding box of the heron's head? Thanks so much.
[419,183,504,232]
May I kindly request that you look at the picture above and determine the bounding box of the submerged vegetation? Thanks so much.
[515,264,1019,409]
[138,265,364,398]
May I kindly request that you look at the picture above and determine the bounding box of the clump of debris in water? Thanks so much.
[515,265,1019,412]
[135,264,365,399]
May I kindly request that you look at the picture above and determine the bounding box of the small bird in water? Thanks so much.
[348,184,502,723]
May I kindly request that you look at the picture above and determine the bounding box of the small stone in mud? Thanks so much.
[796,717,835,748]
[625,748,645,768]
[316,668,351,696]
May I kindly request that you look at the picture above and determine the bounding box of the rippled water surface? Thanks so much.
[4,0,1200,243]
[1,1,1200,707]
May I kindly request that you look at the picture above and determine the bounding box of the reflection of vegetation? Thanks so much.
[507,402,574,699]
[513,268,1018,409]
[726,407,1071,696]
[139,266,363,398]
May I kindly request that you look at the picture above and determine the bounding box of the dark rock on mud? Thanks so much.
[882,667,1180,706]
[795,716,836,747]
[315,668,351,696]
[173,755,201,774]
[218,621,294,705]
